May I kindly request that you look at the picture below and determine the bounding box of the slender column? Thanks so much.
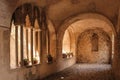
[36,32,38,56]
[15,26,18,67]
[20,26,23,66]
[40,31,42,63]
[48,31,50,54]
[28,29,30,62]
[31,29,33,64]
[46,31,48,54]
[33,30,36,58]
[26,29,28,59]
[38,31,40,63]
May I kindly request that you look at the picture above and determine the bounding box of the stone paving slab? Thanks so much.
[40,64,114,80]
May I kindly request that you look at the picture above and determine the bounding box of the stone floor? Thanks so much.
[41,64,114,80]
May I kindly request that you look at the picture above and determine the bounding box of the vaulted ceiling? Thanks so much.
[0,0,120,32]
[67,19,113,41]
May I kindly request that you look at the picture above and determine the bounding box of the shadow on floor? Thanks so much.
[40,64,114,80]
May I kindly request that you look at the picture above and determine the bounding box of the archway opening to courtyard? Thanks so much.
[60,13,116,65]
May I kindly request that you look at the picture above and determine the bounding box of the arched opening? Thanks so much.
[58,13,116,65]
[10,3,56,69]
[62,30,71,53]
[62,28,75,59]
[10,4,42,68]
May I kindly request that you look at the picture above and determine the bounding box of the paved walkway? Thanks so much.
[41,64,114,80]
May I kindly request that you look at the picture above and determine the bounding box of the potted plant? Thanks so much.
[33,58,38,64]
[23,58,29,66]
[62,54,67,58]
[47,54,53,63]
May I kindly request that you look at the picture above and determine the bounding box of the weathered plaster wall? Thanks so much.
[77,29,111,63]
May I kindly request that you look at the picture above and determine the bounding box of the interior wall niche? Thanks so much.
[77,29,111,64]
[91,33,98,51]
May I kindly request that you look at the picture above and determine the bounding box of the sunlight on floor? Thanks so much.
[41,64,114,80]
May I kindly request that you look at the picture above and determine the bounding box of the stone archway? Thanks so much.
[57,13,116,63]
[9,3,57,68]
[62,26,76,56]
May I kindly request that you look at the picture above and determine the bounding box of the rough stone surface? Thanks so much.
[41,64,114,80]
[77,29,111,63]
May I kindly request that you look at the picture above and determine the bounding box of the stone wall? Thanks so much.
[77,29,111,63]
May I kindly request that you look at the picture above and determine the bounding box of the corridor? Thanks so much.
[42,64,114,80]
[1,0,120,80]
